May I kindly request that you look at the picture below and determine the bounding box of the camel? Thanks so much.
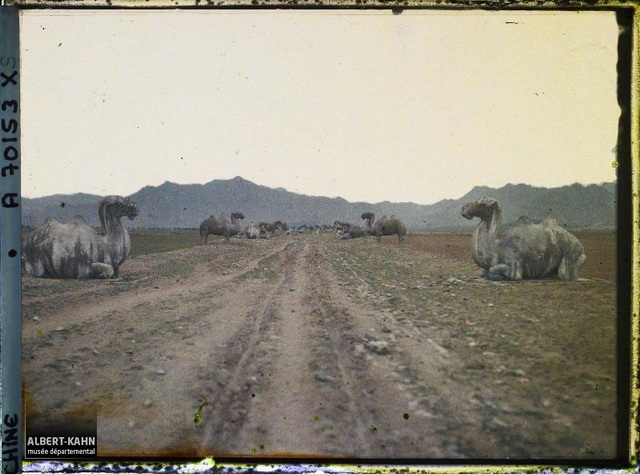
[333,220,352,238]
[259,221,283,238]
[363,212,406,244]
[334,217,369,240]
[259,221,283,234]
[461,197,587,281]
[22,195,139,279]
[338,223,369,240]
[241,223,264,239]
[199,212,245,244]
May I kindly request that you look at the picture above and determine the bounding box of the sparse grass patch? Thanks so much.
[129,229,200,257]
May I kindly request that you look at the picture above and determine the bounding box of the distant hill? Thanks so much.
[21,177,617,231]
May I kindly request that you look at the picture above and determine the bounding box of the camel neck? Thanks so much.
[472,209,501,268]
[102,210,125,238]
[485,208,501,238]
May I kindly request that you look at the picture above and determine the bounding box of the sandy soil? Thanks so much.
[21,231,618,461]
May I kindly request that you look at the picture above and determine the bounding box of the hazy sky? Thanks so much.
[19,9,619,204]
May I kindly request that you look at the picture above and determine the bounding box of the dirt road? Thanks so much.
[22,232,618,460]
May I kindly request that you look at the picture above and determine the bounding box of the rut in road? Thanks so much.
[23,239,297,455]
[192,238,375,457]
[22,232,617,459]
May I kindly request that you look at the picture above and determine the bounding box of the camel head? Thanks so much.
[461,197,501,222]
[230,212,245,223]
[99,196,139,232]
[361,212,375,229]
[101,196,139,219]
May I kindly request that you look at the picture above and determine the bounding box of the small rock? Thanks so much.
[155,369,166,375]
[75,381,82,387]
[144,398,153,407]
[55,326,64,331]
[489,417,508,428]
[354,344,367,357]
[366,340,390,355]
[32,316,40,322]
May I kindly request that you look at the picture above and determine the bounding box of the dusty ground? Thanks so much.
[22,231,618,461]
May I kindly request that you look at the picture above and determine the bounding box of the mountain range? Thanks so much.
[21,176,617,231]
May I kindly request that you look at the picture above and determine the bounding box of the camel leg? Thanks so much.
[512,260,523,280]
[558,255,585,281]
[90,263,115,279]
[22,257,33,277]
[486,265,507,281]
[22,257,46,278]
[557,257,570,281]
[487,261,523,281]
[485,260,522,281]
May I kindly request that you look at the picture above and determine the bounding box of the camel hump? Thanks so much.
[514,215,534,226]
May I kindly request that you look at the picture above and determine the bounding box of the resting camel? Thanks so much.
[259,221,283,234]
[241,223,264,239]
[333,220,351,237]
[199,212,245,244]
[259,221,283,238]
[334,216,370,240]
[362,212,406,244]
[22,195,139,279]
[461,197,586,281]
